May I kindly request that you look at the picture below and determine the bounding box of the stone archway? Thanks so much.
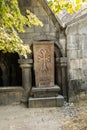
[29,35,65,56]
[54,43,68,99]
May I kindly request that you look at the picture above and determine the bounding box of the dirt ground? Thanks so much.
[0,94,87,130]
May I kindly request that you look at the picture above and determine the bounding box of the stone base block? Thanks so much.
[0,87,24,105]
[32,85,60,98]
[28,95,64,108]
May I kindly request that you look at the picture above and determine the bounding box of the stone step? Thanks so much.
[28,95,64,108]
[31,85,60,98]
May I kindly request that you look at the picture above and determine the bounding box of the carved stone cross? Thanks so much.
[33,41,54,87]
[38,48,51,72]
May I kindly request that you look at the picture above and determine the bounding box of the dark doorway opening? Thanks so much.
[0,68,3,86]
[0,52,22,86]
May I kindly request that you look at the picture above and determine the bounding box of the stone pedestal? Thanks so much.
[18,58,33,106]
[29,95,64,108]
[28,85,64,108]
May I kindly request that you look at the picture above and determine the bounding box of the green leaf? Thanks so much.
[76,0,81,3]
[48,1,53,6]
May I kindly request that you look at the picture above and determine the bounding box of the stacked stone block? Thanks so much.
[66,15,87,98]
[18,0,57,45]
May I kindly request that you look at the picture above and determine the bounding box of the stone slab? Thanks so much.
[33,41,54,87]
[32,85,60,98]
[28,95,64,108]
[0,87,24,105]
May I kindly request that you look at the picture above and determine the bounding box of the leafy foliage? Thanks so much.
[48,0,87,14]
[0,0,43,58]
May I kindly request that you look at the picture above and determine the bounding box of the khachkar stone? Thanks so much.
[28,41,64,108]
[33,41,54,87]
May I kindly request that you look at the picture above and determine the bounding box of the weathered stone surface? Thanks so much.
[77,50,83,59]
[19,58,33,104]
[33,41,54,87]
[28,95,64,108]
[67,50,78,59]
[66,11,87,98]
[79,20,87,34]
[24,27,35,33]
[83,50,87,58]
[82,59,87,68]
[31,0,40,7]
[18,0,62,55]
[0,87,24,105]
[34,7,47,16]
[31,86,60,98]
[69,60,80,69]
[84,36,87,49]
[40,16,49,24]
[83,69,87,76]
[67,23,79,35]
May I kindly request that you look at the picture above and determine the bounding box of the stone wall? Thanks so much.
[0,87,24,105]
[66,15,87,98]
[18,0,66,56]
[18,0,56,44]
[18,0,67,100]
